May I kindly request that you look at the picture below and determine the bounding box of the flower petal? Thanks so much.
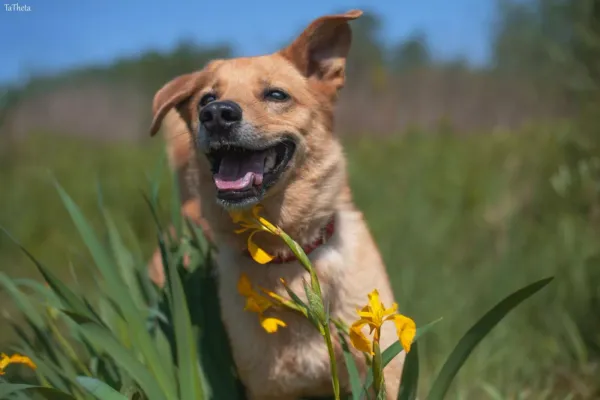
[383,302,399,318]
[10,355,36,370]
[357,310,375,319]
[244,297,262,313]
[245,294,273,313]
[349,322,373,354]
[237,273,254,297]
[261,317,287,333]
[260,287,287,305]
[247,232,275,264]
[393,314,417,353]
[251,205,264,219]
[228,210,247,223]
[0,353,36,375]
[367,289,385,320]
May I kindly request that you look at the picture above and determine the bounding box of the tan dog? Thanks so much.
[148,10,404,399]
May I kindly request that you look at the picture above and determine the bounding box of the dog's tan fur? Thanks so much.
[148,10,404,399]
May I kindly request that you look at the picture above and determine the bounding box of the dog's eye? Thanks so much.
[264,89,290,102]
[199,93,217,107]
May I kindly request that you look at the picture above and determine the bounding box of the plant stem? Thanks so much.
[324,322,341,400]
[373,340,383,396]
[278,229,341,400]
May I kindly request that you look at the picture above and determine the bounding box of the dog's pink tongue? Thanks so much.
[214,151,266,191]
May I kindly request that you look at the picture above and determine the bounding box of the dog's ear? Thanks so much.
[280,9,362,90]
[150,72,204,137]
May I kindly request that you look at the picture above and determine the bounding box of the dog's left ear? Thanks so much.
[150,72,204,137]
[280,9,362,91]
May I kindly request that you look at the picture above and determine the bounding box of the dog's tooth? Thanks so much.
[265,151,276,171]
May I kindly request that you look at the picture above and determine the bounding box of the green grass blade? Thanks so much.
[13,278,62,307]
[0,226,100,323]
[426,277,554,400]
[103,212,146,310]
[162,235,204,400]
[336,329,364,400]
[142,192,167,238]
[54,182,178,399]
[0,272,45,328]
[0,384,76,400]
[169,170,183,239]
[75,376,127,400]
[398,341,419,400]
[12,343,72,393]
[187,263,246,400]
[147,150,168,204]
[64,313,169,400]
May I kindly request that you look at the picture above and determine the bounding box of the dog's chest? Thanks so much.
[215,247,345,397]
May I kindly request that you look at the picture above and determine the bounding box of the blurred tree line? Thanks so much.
[493,0,600,122]
[492,0,600,218]
[1,0,600,137]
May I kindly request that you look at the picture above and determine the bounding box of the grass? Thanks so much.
[1,127,598,399]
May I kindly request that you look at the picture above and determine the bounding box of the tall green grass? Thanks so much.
[0,159,551,400]
[0,127,598,398]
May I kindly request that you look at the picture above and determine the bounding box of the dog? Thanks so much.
[148,10,404,399]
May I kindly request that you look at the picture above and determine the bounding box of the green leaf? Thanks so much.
[12,343,72,394]
[0,272,45,328]
[76,376,128,399]
[142,192,167,241]
[303,279,325,328]
[280,279,309,312]
[186,262,246,400]
[65,315,169,400]
[398,341,419,400]
[336,330,364,400]
[169,170,183,240]
[103,212,146,310]
[0,226,100,323]
[426,277,554,400]
[13,278,62,308]
[147,151,168,205]
[0,384,75,400]
[162,236,204,400]
[54,182,178,399]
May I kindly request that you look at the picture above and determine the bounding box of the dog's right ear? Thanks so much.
[149,72,203,137]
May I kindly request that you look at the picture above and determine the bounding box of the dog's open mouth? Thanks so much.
[206,139,296,207]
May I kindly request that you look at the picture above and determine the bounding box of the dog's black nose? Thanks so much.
[199,100,243,133]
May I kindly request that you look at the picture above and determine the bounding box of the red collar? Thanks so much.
[243,216,336,264]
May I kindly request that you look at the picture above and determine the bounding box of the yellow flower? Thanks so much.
[261,317,287,333]
[237,273,286,333]
[0,353,37,375]
[229,205,280,264]
[349,290,416,355]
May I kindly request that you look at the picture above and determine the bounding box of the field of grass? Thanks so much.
[1,128,599,399]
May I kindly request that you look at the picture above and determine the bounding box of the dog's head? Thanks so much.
[150,10,361,211]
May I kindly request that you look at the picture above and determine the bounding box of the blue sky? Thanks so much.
[1,0,495,85]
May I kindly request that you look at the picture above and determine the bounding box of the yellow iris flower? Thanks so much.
[229,205,280,264]
[237,273,286,333]
[349,289,416,355]
[0,353,36,375]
